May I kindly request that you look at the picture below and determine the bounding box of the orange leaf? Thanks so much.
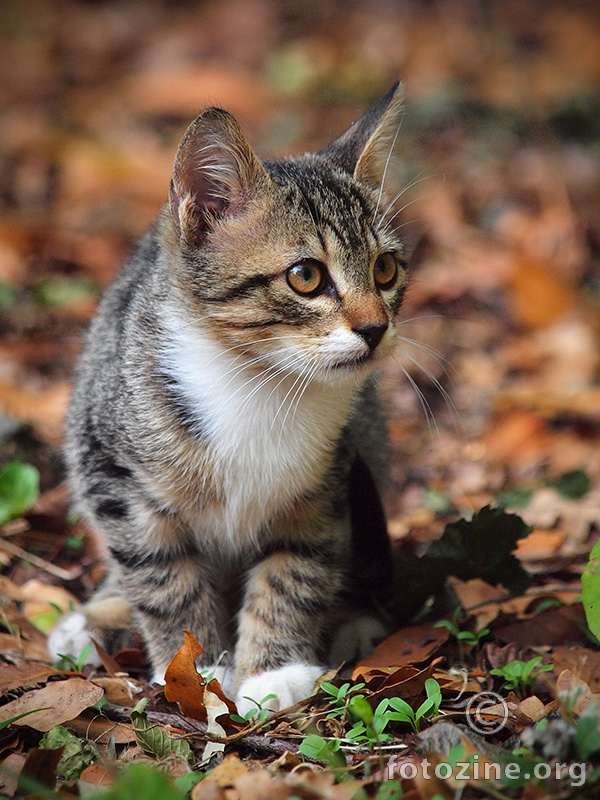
[164,630,207,721]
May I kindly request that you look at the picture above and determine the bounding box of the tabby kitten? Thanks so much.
[48,82,407,713]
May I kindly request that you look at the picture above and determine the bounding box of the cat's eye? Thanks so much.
[286,260,326,296]
[373,253,398,290]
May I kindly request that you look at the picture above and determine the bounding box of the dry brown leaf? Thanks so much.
[0,381,70,444]
[164,630,236,722]
[507,256,575,330]
[514,529,566,560]
[450,578,509,611]
[164,629,207,720]
[354,622,448,671]
[0,678,103,732]
[67,713,137,745]
[483,408,551,466]
[196,754,248,788]
[494,604,588,648]
[0,752,26,797]
[552,650,600,698]
[79,761,117,788]
[121,64,270,121]
[19,580,79,621]
[91,677,140,707]
[518,695,547,723]
[555,669,596,714]
[0,663,62,693]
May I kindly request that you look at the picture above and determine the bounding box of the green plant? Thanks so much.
[0,461,40,526]
[582,537,600,641]
[382,678,443,734]
[321,680,366,719]
[433,607,490,662]
[230,693,277,725]
[299,734,346,769]
[490,656,553,699]
[54,644,93,673]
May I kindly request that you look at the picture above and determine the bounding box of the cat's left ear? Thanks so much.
[170,108,270,246]
[322,81,404,189]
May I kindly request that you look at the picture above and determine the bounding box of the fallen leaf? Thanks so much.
[198,754,248,788]
[355,621,449,670]
[66,713,137,745]
[79,761,117,788]
[91,677,140,707]
[551,647,600,693]
[164,630,206,721]
[0,752,26,796]
[494,604,588,647]
[0,678,103,732]
[164,630,236,722]
[0,663,61,693]
[202,688,228,761]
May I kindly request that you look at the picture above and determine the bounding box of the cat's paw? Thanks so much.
[235,663,324,717]
[329,615,387,666]
[46,612,102,666]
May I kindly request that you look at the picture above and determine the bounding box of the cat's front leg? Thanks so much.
[234,548,341,714]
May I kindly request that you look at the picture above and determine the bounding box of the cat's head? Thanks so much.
[165,82,407,386]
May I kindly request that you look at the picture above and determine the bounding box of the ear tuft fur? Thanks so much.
[170,108,268,245]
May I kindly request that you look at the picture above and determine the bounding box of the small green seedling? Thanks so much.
[55,644,93,673]
[0,461,40,526]
[299,734,346,769]
[433,607,490,662]
[230,693,277,725]
[490,656,553,699]
[383,677,443,734]
[321,680,366,720]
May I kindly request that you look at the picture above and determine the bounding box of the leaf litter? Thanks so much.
[1,0,600,797]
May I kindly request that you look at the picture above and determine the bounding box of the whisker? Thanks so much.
[376,170,430,229]
[391,353,439,436]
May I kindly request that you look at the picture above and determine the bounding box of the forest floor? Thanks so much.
[0,1,600,798]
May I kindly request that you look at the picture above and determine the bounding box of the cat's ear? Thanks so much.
[322,81,404,189]
[170,108,268,245]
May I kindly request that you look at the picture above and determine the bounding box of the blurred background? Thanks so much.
[0,0,599,578]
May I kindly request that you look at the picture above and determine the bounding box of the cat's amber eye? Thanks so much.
[373,252,398,290]
[286,260,326,296]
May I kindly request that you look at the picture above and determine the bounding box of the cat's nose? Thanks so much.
[353,323,388,350]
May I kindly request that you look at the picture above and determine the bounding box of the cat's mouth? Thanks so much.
[331,351,372,370]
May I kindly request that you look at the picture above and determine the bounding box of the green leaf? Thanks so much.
[375,780,403,800]
[96,762,188,800]
[299,735,345,768]
[582,538,600,640]
[39,724,96,781]
[495,487,534,509]
[33,276,97,309]
[131,698,192,765]
[0,461,40,525]
[551,469,591,499]
[426,505,532,595]
[348,695,374,725]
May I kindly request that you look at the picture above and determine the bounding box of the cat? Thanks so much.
[47,81,407,715]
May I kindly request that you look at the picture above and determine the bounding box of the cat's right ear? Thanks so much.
[170,108,268,246]
[322,81,404,189]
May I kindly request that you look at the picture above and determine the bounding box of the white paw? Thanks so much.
[46,612,101,666]
[329,615,387,666]
[236,663,324,717]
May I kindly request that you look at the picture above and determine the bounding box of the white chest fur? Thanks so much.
[160,310,356,545]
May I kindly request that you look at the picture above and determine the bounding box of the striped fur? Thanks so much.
[48,83,407,709]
